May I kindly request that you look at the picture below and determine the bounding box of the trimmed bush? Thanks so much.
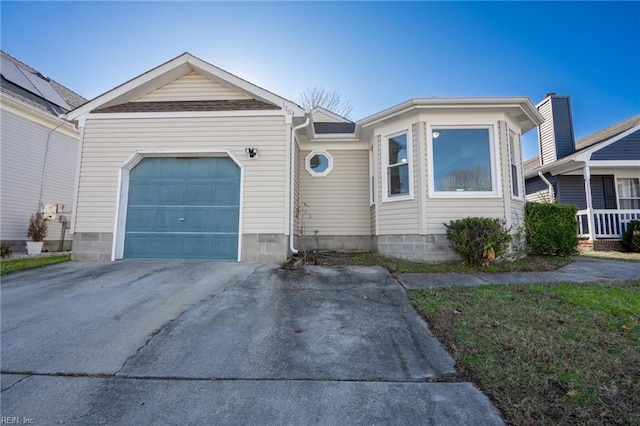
[525,202,578,256]
[621,220,640,252]
[445,217,512,267]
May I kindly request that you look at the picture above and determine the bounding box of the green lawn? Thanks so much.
[1,254,71,276]
[410,281,640,425]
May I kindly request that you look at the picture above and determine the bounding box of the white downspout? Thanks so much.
[538,171,555,202]
[289,117,311,254]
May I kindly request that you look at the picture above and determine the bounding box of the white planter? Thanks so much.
[26,241,44,255]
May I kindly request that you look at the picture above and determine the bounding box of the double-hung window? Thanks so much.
[430,127,497,196]
[617,177,640,209]
[385,132,411,200]
[509,131,522,199]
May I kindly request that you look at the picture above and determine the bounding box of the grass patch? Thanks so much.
[409,281,640,425]
[335,252,572,273]
[1,254,71,276]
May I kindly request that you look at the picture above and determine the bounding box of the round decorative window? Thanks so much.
[305,151,333,176]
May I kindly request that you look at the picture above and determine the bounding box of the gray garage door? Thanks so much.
[124,157,240,260]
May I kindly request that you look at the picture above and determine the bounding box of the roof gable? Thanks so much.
[67,52,304,120]
[311,106,351,123]
[133,71,252,102]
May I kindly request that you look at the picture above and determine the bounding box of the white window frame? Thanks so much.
[427,124,501,198]
[305,151,333,177]
[616,177,640,209]
[382,130,413,202]
[509,130,523,200]
[369,145,375,205]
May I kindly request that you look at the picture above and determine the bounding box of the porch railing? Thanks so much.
[576,209,640,239]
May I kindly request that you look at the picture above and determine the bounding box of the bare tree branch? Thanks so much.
[296,86,353,119]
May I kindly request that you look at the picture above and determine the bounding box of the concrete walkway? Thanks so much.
[400,257,640,289]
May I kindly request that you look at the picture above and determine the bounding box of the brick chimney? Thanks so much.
[537,93,576,165]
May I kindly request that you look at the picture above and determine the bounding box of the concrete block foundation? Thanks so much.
[297,235,374,253]
[242,233,289,262]
[376,234,460,263]
[72,232,113,261]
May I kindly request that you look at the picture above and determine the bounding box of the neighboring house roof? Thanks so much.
[67,52,305,121]
[524,114,640,176]
[94,99,279,113]
[0,50,87,115]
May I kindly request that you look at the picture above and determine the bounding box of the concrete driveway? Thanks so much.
[1,261,502,425]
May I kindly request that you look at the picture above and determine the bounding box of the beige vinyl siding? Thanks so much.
[75,115,286,234]
[0,109,78,242]
[511,200,525,230]
[425,198,505,233]
[378,123,420,235]
[299,149,370,235]
[538,99,556,165]
[134,72,252,102]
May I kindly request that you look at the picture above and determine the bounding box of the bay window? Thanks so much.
[430,127,497,196]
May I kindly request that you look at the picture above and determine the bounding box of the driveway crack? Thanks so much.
[1,373,31,392]
[114,276,251,376]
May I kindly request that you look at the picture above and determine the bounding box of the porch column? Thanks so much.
[583,165,596,241]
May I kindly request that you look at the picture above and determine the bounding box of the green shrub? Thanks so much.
[525,202,578,256]
[621,220,640,252]
[445,217,512,267]
[1,243,13,259]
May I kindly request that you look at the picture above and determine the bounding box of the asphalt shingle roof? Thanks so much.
[94,99,279,113]
[314,122,356,134]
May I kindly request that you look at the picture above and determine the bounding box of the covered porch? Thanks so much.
[577,209,640,240]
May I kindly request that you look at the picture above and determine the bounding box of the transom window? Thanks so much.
[430,127,496,195]
[617,177,640,209]
[305,151,333,176]
[385,132,411,199]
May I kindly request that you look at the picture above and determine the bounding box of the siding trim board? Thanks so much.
[112,150,244,261]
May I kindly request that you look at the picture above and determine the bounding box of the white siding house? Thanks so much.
[66,53,542,262]
[0,51,86,252]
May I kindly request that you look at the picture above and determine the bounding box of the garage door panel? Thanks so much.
[212,208,240,232]
[128,182,158,204]
[213,160,241,178]
[158,183,183,205]
[185,182,217,205]
[124,157,240,260]
[214,182,241,204]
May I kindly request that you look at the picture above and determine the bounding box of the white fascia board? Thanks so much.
[357,97,543,130]
[0,92,79,138]
[574,125,640,162]
[586,160,640,168]
[524,157,580,178]
[299,140,368,150]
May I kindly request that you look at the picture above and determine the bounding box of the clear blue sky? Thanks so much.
[2,1,639,159]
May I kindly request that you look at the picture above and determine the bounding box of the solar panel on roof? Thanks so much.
[1,57,70,110]
[1,57,38,94]
[24,71,70,109]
